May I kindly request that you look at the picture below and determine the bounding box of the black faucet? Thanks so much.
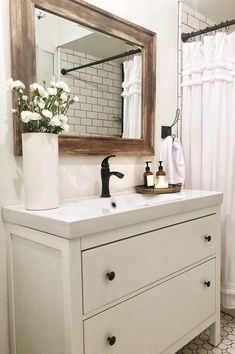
[100,155,124,198]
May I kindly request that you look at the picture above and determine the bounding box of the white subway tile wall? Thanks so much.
[60,48,123,137]
[177,2,215,138]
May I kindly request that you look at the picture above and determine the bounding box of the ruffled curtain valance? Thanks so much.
[182,32,235,87]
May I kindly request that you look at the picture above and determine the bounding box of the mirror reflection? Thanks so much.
[35,9,142,139]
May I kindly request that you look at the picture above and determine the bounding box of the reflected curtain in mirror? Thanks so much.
[122,55,142,139]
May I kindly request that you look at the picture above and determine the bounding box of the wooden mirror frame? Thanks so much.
[10,0,156,156]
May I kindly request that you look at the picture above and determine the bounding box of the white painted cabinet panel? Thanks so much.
[11,235,65,354]
[84,259,216,354]
[82,215,217,313]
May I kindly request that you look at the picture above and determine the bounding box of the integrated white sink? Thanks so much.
[57,191,183,219]
[3,189,223,239]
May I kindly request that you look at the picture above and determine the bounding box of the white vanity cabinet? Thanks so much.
[3,190,222,354]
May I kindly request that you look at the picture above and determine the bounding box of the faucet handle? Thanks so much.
[101,155,116,167]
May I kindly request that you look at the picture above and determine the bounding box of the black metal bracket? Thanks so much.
[161,108,180,139]
[161,126,172,139]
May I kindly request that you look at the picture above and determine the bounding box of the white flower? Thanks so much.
[47,87,57,96]
[42,91,49,99]
[54,101,59,107]
[38,101,45,109]
[7,78,25,90]
[73,96,79,102]
[30,83,44,92]
[19,89,23,94]
[30,83,47,97]
[59,114,68,123]
[61,122,69,133]
[22,95,28,101]
[57,82,69,92]
[49,115,61,127]
[20,111,33,123]
[15,80,25,89]
[42,109,53,119]
[61,93,67,101]
[53,81,70,92]
[31,113,41,121]
[21,111,41,123]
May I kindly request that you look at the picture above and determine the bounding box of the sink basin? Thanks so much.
[56,190,183,220]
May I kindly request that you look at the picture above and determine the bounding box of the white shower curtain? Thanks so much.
[122,55,142,139]
[182,32,235,309]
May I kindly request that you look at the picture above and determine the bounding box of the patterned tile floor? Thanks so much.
[176,312,235,353]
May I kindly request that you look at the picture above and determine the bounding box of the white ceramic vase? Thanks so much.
[22,133,59,210]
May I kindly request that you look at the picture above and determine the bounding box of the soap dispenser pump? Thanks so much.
[143,161,154,187]
[155,161,168,189]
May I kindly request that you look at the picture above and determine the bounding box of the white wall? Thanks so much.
[35,11,93,86]
[0,1,23,352]
[35,12,92,53]
[0,0,178,353]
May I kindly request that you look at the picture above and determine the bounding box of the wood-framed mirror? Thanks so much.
[10,0,156,156]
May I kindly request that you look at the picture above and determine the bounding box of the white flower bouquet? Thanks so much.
[8,79,79,134]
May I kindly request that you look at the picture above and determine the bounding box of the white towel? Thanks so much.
[159,136,185,185]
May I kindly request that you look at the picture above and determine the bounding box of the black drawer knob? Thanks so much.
[204,281,211,287]
[106,271,115,281]
[107,336,116,346]
[205,235,212,242]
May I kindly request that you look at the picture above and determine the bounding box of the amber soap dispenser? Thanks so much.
[143,161,154,187]
[155,161,168,189]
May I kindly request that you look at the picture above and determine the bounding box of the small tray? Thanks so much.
[135,184,181,194]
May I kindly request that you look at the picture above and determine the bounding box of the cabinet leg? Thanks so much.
[209,319,221,346]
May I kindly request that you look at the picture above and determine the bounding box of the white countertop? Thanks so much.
[2,189,223,239]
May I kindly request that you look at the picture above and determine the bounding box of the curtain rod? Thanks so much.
[61,48,141,75]
[181,19,235,43]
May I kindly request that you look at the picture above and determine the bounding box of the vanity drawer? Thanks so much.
[82,215,217,313]
[84,259,216,354]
